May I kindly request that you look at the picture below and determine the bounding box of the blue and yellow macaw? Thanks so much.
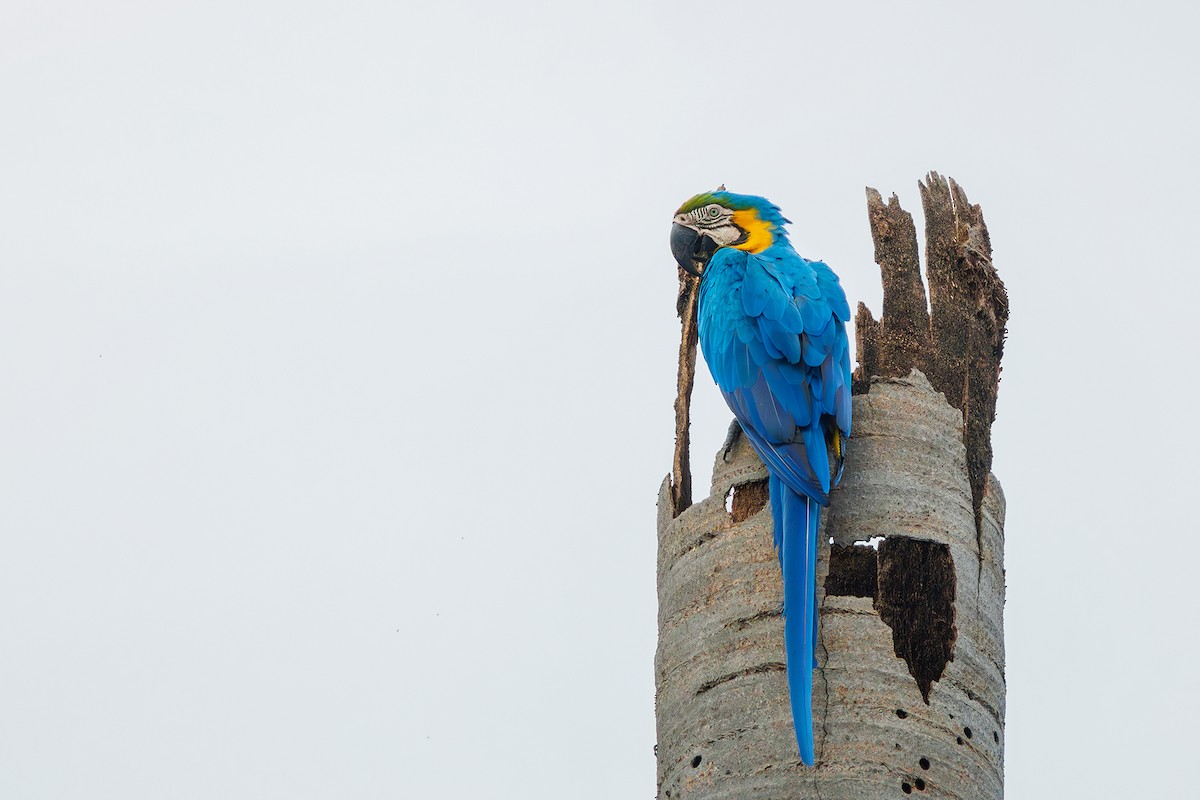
[671,190,852,766]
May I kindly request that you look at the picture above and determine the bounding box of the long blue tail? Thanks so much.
[769,475,819,766]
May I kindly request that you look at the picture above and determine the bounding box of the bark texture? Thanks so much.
[670,272,701,517]
[655,174,1007,799]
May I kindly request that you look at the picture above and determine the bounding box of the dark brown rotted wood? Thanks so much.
[920,176,1009,528]
[669,271,700,517]
[855,188,932,389]
[856,173,1008,528]
[874,537,958,704]
[730,478,770,523]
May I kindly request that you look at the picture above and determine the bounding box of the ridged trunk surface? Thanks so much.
[655,373,1005,799]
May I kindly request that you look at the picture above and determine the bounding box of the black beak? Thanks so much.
[671,223,718,277]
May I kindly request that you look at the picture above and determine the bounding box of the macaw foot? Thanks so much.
[721,420,744,462]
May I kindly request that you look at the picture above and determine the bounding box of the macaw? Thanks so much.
[671,190,852,766]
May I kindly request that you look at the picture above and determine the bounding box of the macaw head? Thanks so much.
[670,188,790,276]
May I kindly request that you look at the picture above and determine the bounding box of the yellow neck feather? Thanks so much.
[730,208,774,253]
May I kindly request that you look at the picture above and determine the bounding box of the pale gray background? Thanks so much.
[2,1,1196,797]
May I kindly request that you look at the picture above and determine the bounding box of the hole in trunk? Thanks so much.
[825,544,878,598]
[729,479,769,523]
[875,538,957,703]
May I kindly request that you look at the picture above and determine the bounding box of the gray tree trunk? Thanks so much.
[655,174,1008,799]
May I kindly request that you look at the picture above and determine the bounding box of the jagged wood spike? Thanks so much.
[669,271,701,517]
[862,188,932,381]
[917,172,1009,528]
[851,302,880,396]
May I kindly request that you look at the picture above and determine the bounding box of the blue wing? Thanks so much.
[699,246,852,503]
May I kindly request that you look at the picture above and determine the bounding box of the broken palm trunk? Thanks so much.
[655,173,1008,799]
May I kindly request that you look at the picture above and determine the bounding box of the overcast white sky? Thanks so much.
[2,1,1197,797]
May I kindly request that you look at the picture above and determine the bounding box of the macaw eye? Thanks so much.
[706,205,722,219]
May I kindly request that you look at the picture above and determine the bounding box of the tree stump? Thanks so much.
[655,173,1008,799]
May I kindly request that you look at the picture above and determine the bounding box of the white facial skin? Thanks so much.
[674,203,743,246]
